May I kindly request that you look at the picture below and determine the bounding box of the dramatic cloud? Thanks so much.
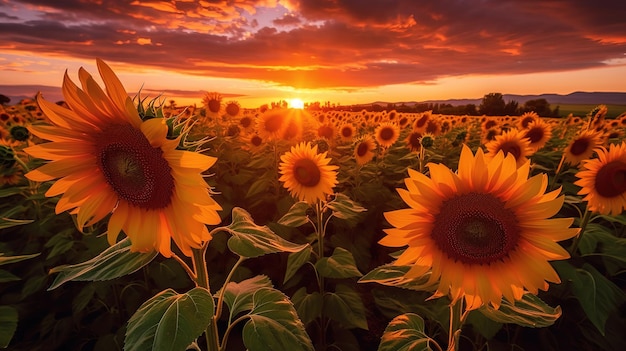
[0,0,624,90]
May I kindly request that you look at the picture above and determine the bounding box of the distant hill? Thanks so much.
[0,85,63,104]
[365,92,626,107]
[1,85,625,108]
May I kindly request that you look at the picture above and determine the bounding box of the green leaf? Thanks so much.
[466,310,503,340]
[0,253,40,266]
[0,187,22,198]
[315,247,362,278]
[378,313,436,351]
[125,287,214,351]
[291,287,322,325]
[242,287,314,351]
[359,264,438,291]
[283,245,312,284]
[323,284,368,330]
[222,275,273,322]
[0,218,34,230]
[0,305,18,348]
[224,207,308,258]
[326,193,367,224]
[554,261,626,335]
[246,172,273,198]
[277,201,311,227]
[0,269,20,283]
[48,237,158,290]
[478,293,561,328]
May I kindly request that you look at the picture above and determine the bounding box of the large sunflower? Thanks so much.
[278,142,338,203]
[25,59,222,257]
[380,145,578,310]
[574,141,626,215]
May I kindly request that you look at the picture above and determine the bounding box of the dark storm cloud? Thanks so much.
[1,0,624,89]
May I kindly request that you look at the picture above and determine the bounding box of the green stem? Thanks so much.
[447,298,464,351]
[191,246,220,351]
[315,201,328,350]
[215,256,246,321]
[569,207,592,255]
[549,154,566,191]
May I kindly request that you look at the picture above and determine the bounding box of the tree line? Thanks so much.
[308,93,561,117]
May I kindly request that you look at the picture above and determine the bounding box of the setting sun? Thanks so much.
[289,98,305,109]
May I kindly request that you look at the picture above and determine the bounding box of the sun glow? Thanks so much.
[289,98,305,109]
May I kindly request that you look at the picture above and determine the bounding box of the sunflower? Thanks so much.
[563,130,604,166]
[574,141,626,215]
[339,123,356,143]
[375,122,400,148]
[485,128,533,168]
[256,108,287,140]
[405,130,423,153]
[517,112,539,130]
[380,145,578,310]
[523,119,552,152]
[278,142,338,203]
[354,136,376,165]
[202,92,223,119]
[24,59,222,257]
[224,100,241,119]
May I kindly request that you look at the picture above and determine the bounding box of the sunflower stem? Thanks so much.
[569,207,592,255]
[315,200,328,350]
[447,298,464,351]
[191,246,220,351]
[549,154,566,191]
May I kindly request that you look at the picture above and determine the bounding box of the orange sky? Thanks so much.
[1,0,625,108]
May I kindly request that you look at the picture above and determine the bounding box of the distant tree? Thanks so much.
[0,94,10,105]
[464,104,478,115]
[504,100,520,116]
[523,98,552,116]
[479,93,506,115]
[552,105,560,117]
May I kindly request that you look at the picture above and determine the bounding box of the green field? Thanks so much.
[554,103,626,118]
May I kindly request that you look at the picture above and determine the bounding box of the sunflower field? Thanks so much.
[0,60,625,351]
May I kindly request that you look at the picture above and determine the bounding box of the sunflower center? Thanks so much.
[380,127,394,141]
[497,141,522,160]
[264,114,283,132]
[293,158,321,187]
[96,124,174,209]
[10,125,30,141]
[207,100,221,113]
[524,127,544,144]
[432,193,520,265]
[570,138,590,156]
[594,160,626,198]
[356,142,369,157]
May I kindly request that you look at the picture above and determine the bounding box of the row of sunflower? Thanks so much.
[0,60,625,351]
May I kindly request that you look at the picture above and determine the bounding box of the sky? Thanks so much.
[0,0,625,108]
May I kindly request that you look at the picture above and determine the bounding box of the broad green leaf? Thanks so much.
[359,264,438,291]
[323,284,368,330]
[277,201,311,227]
[315,247,362,278]
[0,253,40,266]
[48,237,158,290]
[0,270,20,283]
[291,287,322,325]
[378,313,436,351]
[326,193,366,224]
[242,287,314,351]
[466,310,503,340]
[0,305,18,348]
[222,275,273,322]
[283,245,312,284]
[224,207,308,258]
[478,293,561,328]
[554,261,626,335]
[125,287,214,351]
